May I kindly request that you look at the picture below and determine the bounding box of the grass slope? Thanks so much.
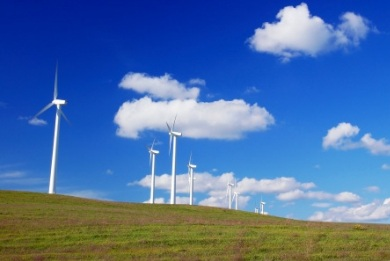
[1,191,390,260]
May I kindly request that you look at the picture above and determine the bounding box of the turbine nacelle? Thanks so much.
[149,149,159,155]
[170,131,182,137]
[53,99,67,106]
[188,163,197,169]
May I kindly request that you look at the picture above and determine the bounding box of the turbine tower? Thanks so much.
[187,153,196,206]
[147,139,159,204]
[260,201,266,215]
[232,179,239,210]
[32,64,69,194]
[226,180,234,209]
[166,116,182,204]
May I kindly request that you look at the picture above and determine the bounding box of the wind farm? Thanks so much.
[3,0,390,224]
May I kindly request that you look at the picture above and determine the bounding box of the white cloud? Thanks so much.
[277,189,360,203]
[365,186,380,193]
[322,122,360,150]
[323,122,390,155]
[361,133,390,155]
[309,198,390,222]
[238,177,315,194]
[334,191,360,203]
[244,86,260,94]
[28,117,47,126]
[248,3,372,62]
[131,173,317,208]
[188,78,206,86]
[0,171,25,179]
[119,72,200,100]
[114,96,274,139]
[0,170,45,186]
[382,164,390,170]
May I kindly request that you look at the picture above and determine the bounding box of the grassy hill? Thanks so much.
[1,191,390,260]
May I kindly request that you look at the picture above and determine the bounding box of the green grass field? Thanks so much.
[1,190,390,260]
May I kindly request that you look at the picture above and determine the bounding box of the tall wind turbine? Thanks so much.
[232,180,239,210]
[187,153,196,206]
[260,200,266,215]
[226,180,234,209]
[33,64,69,194]
[166,116,182,205]
[147,139,159,204]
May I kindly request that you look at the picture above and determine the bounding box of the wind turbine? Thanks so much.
[187,153,196,206]
[166,116,182,205]
[32,64,69,194]
[232,180,239,210]
[226,180,234,209]
[147,139,159,204]
[260,200,266,215]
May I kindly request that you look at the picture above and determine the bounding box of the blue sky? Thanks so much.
[2,0,390,223]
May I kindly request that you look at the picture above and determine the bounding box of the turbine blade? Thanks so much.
[166,122,171,132]
[33,102,54,119]
[169,134,172,156]
[172,114,177,131]
[151,138,156,150]
[189,152,192,165]
[58,108,71,125]
[149,151,152,166]
[53,63,58,100]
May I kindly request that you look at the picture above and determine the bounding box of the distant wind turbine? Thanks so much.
[260,200,266,215]
[166,116,182,205]
[226,180,234,209]
[147,139,159,204]
[187,153,196,206]
[32,64,69,194]
[232,180,239,210]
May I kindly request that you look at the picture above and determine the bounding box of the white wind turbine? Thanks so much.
[166,116,182,205]
[260,200,266,215]
[187,153,196,206]
[226,180,234,209]
[147,139,159,204]
[232,180,239,210]
[32,64,69,194]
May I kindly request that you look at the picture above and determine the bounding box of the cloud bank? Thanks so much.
[130,172,359,209]
[115,73,275,139]
[323,122,390,155]
[309,198,390,222]
[248,3,373,62]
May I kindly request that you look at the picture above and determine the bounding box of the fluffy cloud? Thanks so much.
[18,116,47,126]
[309,198,390,222]
[119,73,200,100]
[323,122,390,155]
[238,177,315,194]
[248,3,372,62]
[131,172,318,208]
[277,189,360,203]
[361,133,390,155]
[114,97,274,140]
[365,186,380,193]
[322,122,360,150]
